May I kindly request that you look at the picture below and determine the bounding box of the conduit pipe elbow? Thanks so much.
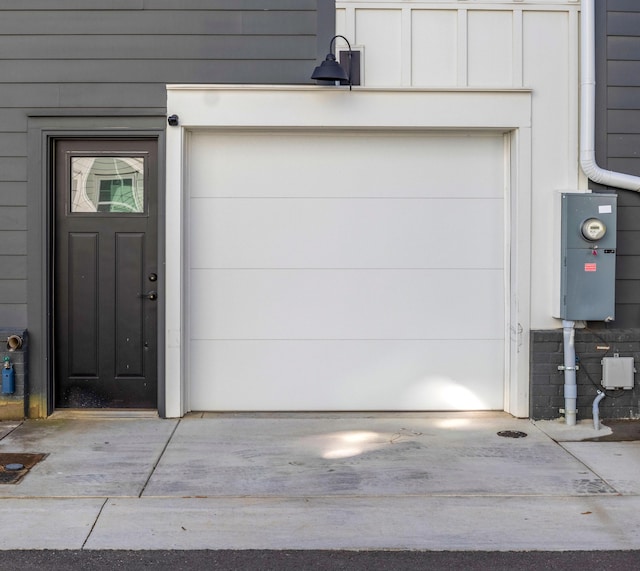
[593,390,606,431]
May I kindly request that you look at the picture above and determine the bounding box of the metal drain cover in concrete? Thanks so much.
[497,430,528,438]
[0,453,47,484]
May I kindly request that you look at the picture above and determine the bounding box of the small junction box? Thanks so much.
[601,355,635,390]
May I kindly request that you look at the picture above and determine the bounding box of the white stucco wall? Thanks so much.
[336,0,584,331]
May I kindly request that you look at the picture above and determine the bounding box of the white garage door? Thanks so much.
[187,130,506,411]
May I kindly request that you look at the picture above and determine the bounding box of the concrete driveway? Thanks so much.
[0,412,638,550]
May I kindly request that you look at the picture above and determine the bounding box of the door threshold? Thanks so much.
[48,409,159,420]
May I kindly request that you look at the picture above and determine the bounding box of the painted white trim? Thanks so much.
[401,8,412,87]
[165,85,532,417]
[457,9,468,87]
[338,1,579,7]
[507,126,533,418]
[164,115,185,418]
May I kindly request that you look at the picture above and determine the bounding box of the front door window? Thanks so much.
[71,156,145,213]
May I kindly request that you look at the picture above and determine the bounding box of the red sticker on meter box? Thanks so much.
[584,263,597,272]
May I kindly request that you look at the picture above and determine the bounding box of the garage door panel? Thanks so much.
[188,129,506,411]
[189,131,505,199]
[189,198,504,269]
[189,339,505,411]
[190,269,504,340]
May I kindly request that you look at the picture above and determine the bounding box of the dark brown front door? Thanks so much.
[54,139,158,409]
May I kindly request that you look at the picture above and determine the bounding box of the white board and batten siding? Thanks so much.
[187,130,506,411]
[336,0,583,330]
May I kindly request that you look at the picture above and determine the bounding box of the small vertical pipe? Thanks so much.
[562,320,577,426]
[593,390,606,431]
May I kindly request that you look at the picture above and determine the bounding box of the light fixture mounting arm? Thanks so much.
[330,35,352,90]
[311,34,354,90]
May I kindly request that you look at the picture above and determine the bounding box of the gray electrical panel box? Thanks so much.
[556,192,617,321]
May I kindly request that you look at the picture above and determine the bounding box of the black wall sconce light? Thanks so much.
[312,35,357,90]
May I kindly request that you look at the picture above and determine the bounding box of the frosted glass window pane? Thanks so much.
[71,156,144,213]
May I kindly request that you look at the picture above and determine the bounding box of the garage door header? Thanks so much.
[167,85,531,130]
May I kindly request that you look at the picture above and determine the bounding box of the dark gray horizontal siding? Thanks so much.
[0,257,26,280]
[616,202,640,228]
[613,304,640,327]
[0,281,27,304]
[57,84,167,109]
[0,60,314,84]
[0,207,26,231]
[608,158,640,176]
[608,110,640,132]
[0,233,26,256]
[613,187,640,208]
[0,1,331,336]
[0,183,27,206]
[0,35,317,58]
[9,81,295,111]
[615,280,640,304]
[616,255,640,279]
[608,87,640,108]
[607,134,640,156]
[608,37,640,60]
[0,159,27,182]
[0,11,316,35]
[0,0,142,8]
[608,0,640,11]
[145,0,317,8]
[0,112,28,133]
[615,231,640,255]
[608,62,640,86]
[0,0,317,9]
[0,134,27,157]
[0,85,63,107]
[608,12,640,35]
[617,187,640,207]
[0,305,26,325]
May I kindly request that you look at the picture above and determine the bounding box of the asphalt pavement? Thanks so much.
[1,549,640,570]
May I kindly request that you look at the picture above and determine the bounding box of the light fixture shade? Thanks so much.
[311,54,349,82]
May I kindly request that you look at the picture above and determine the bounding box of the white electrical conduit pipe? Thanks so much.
[581,0,640,191]
[562,321,578,426]
[593,390,606,431]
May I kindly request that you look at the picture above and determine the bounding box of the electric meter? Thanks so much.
[581,217,607,241]
[555,193,617,321]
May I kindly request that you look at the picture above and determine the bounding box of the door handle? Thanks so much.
[138,291,157,301]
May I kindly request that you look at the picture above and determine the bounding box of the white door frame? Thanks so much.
[164,85,532,418]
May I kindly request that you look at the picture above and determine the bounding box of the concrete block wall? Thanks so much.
[531,328,640,421]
